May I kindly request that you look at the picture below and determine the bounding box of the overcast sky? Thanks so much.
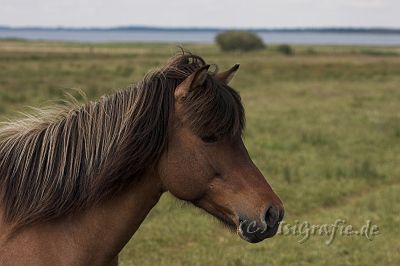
[1,0,399,28]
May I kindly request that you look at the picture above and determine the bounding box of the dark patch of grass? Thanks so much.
[352,159,383,181]
[0,91,27,103]
[115,65,134,77]
[359,49,399,56]
[276,44,295,56]
[300,130,336,147]
[394,128,400,138]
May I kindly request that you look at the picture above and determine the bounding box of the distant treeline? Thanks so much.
[0,26,400,34]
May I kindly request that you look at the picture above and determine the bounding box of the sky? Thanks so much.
[1,0,399,28]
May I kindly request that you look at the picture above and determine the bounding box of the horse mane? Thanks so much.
[0,53,244,229]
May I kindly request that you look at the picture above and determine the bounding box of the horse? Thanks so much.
[0,53,284,265]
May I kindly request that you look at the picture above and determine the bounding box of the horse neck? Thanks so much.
[0,167,164,265]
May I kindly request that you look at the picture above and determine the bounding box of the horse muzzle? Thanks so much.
[237,205,284,243]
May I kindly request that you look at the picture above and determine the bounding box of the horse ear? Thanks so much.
[215,64,240,84]
[175,65,210,99]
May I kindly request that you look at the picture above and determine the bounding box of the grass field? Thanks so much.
[0,40,399,265]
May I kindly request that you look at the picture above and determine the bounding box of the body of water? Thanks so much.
[1,29,400,46]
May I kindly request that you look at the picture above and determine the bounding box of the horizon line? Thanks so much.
[1,25,400,33]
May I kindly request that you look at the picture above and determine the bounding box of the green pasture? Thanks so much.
[0,40,399,265]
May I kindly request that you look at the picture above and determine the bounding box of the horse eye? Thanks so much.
[201,135,218,143]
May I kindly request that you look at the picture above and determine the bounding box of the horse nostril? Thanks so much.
[264,206,280,228]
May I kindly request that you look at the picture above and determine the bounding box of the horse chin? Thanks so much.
[237,230,265,243]
[192,200,238,232]
[213,214,237,233]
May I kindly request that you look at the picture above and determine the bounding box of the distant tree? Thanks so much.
[215,31,265,52]
[277,44,294,55]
